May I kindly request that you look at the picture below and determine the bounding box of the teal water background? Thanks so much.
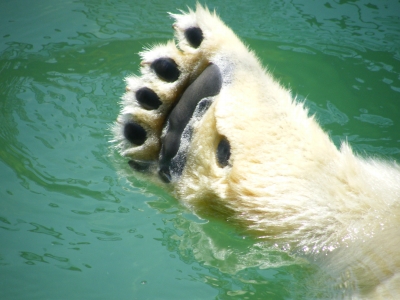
[1,0,399,299]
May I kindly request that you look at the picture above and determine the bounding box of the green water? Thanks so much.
[0,0,399,299]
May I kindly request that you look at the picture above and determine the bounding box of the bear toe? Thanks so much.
[123,121,147,146]
[150,58,181,82]
[135,87,162,110]
[184,27,203,48]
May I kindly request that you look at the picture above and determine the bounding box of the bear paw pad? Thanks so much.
[112,5,259,184]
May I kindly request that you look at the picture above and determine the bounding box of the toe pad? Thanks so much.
[151,58,180,82]
[136,87,162,110]
[184,27,203,48]
[123,121,147,146]
[217,137,231,167]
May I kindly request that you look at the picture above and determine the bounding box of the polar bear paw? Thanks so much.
[111,6,400,298]
[113,5,263,185]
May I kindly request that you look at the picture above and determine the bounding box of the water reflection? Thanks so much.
[250,0,400,55]
[0,39,135,202]
[118,171,345,299]
[20,251,49,265]
[29,222,63,240]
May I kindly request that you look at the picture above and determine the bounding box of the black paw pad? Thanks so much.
[159,64,222,181]
[123,121,147,145]
[151,58,180,82]
[136,87,162,110]
[184,27,203,48]
[217,137,231,167]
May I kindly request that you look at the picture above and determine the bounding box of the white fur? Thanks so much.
[113,5,400,298]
